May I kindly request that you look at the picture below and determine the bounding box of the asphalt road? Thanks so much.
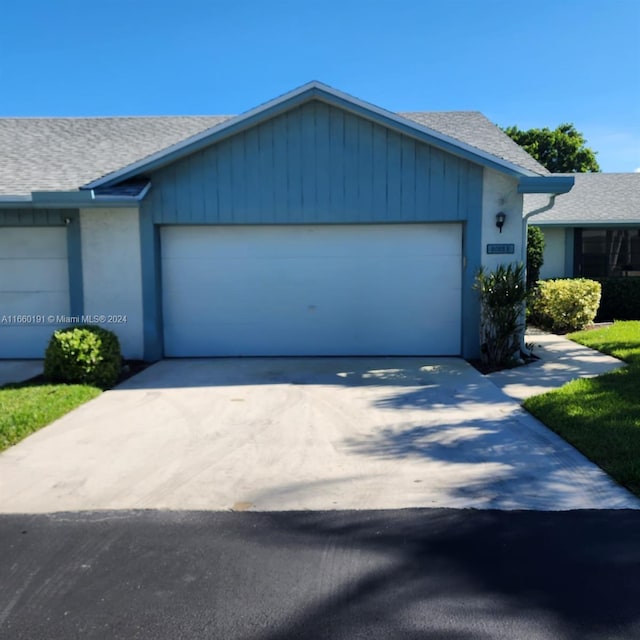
[1,509,639,640]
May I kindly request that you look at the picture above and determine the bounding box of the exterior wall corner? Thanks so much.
[79,207,144,359]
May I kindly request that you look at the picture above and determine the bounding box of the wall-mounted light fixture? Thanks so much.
[63,217,71,225]
[495,212,506,234]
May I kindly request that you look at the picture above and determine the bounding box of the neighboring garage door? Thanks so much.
[162,224,462,356]
[0,227,70,358]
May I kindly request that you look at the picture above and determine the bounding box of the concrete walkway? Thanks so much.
[487,331,624,402]
[0,360,43,387]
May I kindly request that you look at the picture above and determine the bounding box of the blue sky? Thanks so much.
[1,0,638,172]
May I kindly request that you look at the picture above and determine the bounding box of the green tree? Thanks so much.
[526,225,545,290]
[503,123,600,173]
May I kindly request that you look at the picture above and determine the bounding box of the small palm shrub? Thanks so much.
[475,263,528,368]
[44,325,122,389]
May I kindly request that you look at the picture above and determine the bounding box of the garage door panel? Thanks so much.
[163,225,459,260]
[0,326,63,359]
[0,258,69,290]
[162,224,462,356]
[0,228,68,259]
[0,228,70,358]
[164,254,460,306]
[163,263,457,332]
[0,291,70,316]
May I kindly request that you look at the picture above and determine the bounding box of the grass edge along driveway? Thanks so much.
[524,321,640,498]
[0,381,101,452]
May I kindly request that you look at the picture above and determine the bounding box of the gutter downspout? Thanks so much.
[520,194,557,356]
[522,194,557,263]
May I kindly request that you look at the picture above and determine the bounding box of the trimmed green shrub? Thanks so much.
[526,225,545,291]
[596,277,640,321]
[530,278,601,333]
[44,325,121,389]
[474,262,528,368]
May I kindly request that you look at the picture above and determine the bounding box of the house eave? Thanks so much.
[535,220,640,227]
[518,175,575,194]
[0,187,148,209]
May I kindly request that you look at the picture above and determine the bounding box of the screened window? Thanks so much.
[576,228,640,277]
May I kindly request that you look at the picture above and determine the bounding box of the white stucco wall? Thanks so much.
[538,227,567,279]
[80,208,143,359]
[481,169,524,271]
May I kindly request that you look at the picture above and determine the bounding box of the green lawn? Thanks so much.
[0,381,101,452]
[524,321,640,497]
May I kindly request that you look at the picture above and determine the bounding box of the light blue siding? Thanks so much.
[66,214,83,317]
[461,168,484,358]
[139,208,164,361]
[137,99,486,360]
[0,209,75,226]
[143,101,482,225]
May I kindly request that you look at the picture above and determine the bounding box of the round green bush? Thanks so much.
[530,278,601,333]
[44,325,122,389]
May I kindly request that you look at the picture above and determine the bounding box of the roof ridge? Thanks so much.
[0,115,231,121]
[2,110,488,120]
[399,110,484,115]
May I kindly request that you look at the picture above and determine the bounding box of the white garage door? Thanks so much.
[0,227,70,358]
[162,224,462,357]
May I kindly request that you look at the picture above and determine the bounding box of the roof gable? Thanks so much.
[83,81,545,190]
[0,81,562,203]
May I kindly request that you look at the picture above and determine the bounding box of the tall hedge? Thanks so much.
[596,278,640,321]
[526,226,545,291]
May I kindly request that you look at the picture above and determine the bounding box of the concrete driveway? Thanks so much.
[0,357,637,513]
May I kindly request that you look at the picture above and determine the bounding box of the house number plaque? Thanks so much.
[486,243,515,255]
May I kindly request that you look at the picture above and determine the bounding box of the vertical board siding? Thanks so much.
[143,101,481,225]
[314,102,331,219]
[0,209,77,226]
[300,102,317,221]
[244,125,261,221]
[216,138,232,221]
[400,137,415,220]
[286,111,302,220]
[384,128,402,220]
[258,121,274,217]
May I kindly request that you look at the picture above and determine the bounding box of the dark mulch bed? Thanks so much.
[467,322,612,375]
[14,360,151,389]
[467,352,539,376]
[118,360,151,384]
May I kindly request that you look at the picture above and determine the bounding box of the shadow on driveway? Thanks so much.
[1,356,637,513]
[114,357,474,391]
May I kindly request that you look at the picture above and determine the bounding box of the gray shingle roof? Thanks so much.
[400,111,549,175]
[0,116,230,196]
[0,109,545,197]
[530,173,640,225]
